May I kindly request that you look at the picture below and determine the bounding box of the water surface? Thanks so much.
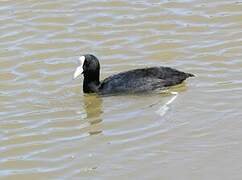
[1,0,242,179]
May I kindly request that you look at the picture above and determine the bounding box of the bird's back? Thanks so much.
[99,67,193,94]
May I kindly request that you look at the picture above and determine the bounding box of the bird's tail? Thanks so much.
[186,73,195,78]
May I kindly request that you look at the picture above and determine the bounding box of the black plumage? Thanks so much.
[74,54,194,94]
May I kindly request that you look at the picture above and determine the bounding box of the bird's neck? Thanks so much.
[83,72,100,93]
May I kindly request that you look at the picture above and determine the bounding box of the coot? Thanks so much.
[73,54,194,94]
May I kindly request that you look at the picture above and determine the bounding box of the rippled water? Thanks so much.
[1,0,242,179]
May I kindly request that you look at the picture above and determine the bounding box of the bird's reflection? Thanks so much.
[83,94,103,136]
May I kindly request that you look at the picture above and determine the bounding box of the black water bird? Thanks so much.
[73,54,194,94]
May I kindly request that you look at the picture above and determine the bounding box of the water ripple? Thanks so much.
[1,0,242,179]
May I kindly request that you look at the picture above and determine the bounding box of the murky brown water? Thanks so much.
[1,0,242,179]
